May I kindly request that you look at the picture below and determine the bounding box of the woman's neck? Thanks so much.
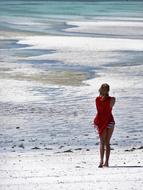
[100,95,109,101]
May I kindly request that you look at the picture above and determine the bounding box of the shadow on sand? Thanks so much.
[109,165,143,168]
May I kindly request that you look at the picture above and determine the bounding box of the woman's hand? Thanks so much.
[91,120,95,127]
[91,120,98,130]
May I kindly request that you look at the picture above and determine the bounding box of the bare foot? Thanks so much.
[98,162,103,168]
[103,162,109,167]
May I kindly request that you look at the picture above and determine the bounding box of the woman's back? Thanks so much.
[94,95,115,135]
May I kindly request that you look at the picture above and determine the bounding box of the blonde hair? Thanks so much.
[99,83,110,96]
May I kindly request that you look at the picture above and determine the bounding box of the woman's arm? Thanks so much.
[110,97,116,108]
[91,97,99,128]
[95,97,100,112]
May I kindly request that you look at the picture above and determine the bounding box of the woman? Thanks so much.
[93,83,116,168]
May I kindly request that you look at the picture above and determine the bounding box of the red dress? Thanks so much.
[93,95,115,136]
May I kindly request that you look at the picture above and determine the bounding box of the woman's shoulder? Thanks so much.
[95,96,100,103]
[95,96,101,100]
[95,96,116,101]
[110,96,116,101]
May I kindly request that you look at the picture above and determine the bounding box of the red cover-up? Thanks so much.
[93,96,115,136]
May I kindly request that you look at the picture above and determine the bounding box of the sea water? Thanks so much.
[0,0,143,153]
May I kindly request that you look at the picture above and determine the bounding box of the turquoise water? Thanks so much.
[0,0,143,36]
[0,0,143,153]
[1,0,143,17]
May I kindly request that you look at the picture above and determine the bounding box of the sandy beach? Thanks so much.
[0,149,143,190]
[0,1,143,189]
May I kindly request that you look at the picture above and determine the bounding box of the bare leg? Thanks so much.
[103,126,114,167]
[98,129,106,168]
